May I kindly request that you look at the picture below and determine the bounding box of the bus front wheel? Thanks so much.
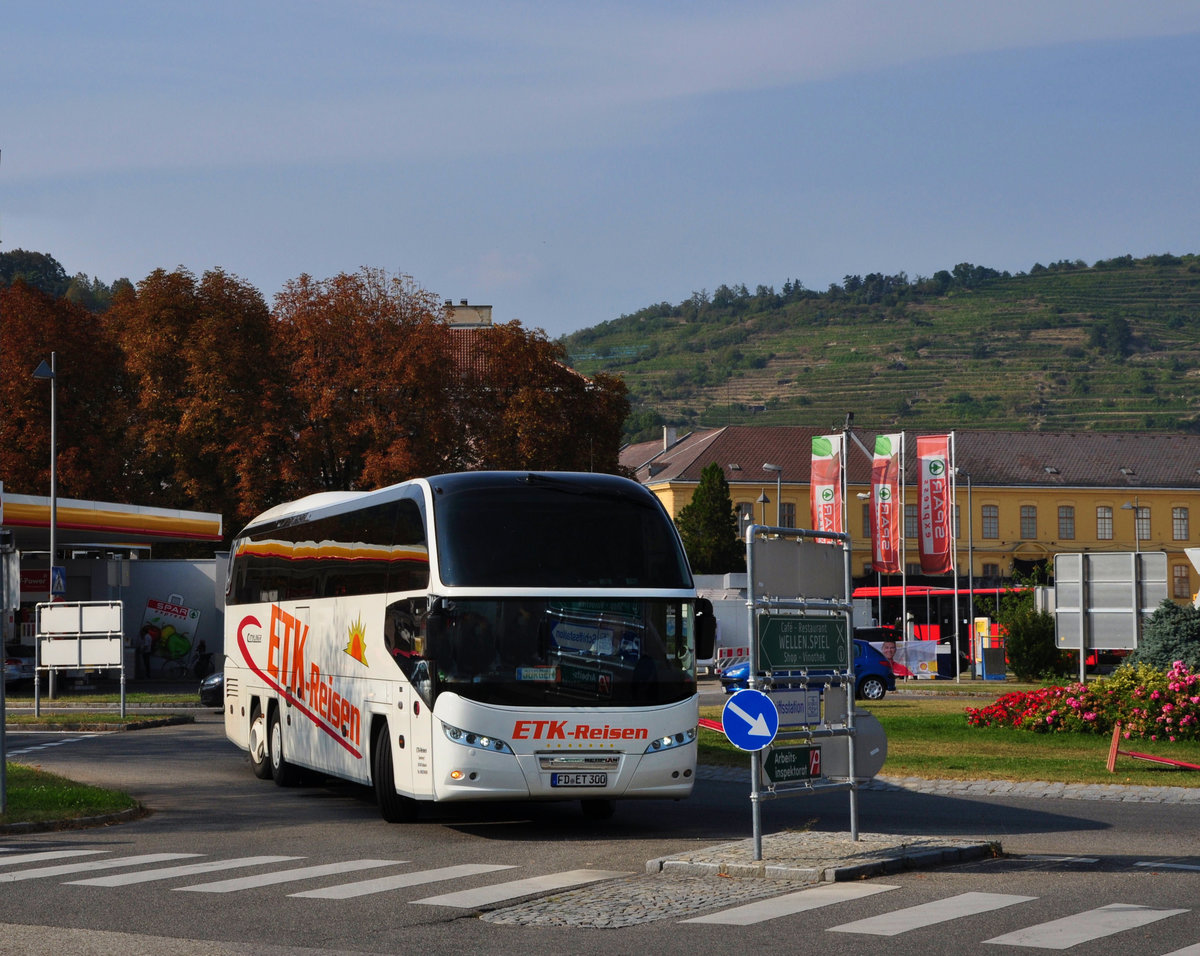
[373,728,418,823]
[269,708,301,787]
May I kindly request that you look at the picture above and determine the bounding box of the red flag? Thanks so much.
[810,435,843,540]
[917,434,953,574]
[870,433,902,573]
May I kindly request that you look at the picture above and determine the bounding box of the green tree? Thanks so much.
[1128,600,1200,670]
[996,570,1066,680]
[675,462,744,574]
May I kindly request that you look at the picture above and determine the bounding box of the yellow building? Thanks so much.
[622,426,1200,604]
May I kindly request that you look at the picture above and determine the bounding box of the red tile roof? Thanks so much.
[621,427,1200,489]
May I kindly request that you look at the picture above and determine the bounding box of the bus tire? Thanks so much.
[373,728,418,823]
[580,798,615,821]
[249,710,272,780]
[269,707,301,787]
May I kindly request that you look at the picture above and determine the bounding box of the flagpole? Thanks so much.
[900,432,907,649]
[950,431,960,683]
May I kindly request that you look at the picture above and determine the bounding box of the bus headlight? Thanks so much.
[442,722,514,754]
[643,727,697,754]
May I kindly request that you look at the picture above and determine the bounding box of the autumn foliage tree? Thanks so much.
[0,281,128,502]
[271,269,458,494]
[2,260,630,542]
[105,268,281,525]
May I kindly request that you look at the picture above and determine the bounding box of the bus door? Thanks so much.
[405,670,436,798]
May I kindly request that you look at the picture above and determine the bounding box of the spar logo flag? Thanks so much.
[810,434,843,540]
[870,433,903,573]
[917,434,953,574]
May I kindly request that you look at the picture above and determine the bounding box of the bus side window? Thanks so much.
[384,598,425,677]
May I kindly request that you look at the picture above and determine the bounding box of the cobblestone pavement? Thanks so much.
[482,766,1199,929]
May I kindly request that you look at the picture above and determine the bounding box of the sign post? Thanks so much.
[729,522,867,862]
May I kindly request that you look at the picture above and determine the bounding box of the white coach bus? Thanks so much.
[223,471,715,821]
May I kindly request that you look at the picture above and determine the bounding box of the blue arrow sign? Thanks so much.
[721,688,779,752]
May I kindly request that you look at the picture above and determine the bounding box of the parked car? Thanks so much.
[3,644,36,689]
[198,670,224,708]
[718,639,897,701]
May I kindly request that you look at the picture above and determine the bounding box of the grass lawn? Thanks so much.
[1,764,140,826]
[700,696,1200,788]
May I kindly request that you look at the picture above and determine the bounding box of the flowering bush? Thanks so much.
[965,661,1200,741]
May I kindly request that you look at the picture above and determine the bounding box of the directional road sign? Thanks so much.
[721,688,779,752]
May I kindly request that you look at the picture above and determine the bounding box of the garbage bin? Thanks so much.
[979,636,1007,680]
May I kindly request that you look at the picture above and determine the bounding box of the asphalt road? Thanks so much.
[1,711,1199,954]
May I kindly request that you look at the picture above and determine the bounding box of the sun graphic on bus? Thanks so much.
[344,615,368,666]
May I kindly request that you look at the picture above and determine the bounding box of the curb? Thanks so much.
[0,805,150,835]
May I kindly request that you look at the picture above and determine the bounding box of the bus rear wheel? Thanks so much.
[249,711,272,779]
[269,708,301,787]
[373,728,418,823]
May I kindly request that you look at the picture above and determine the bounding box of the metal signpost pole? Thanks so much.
[744,523,763,862]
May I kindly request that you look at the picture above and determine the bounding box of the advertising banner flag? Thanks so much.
[810,434,843,540]
[917,434,953,574]
[870,433,903,573]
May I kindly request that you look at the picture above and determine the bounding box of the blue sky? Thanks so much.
[4,2,1200,338]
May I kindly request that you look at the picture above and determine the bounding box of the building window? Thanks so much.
[1136,506,1150,544]
[780,502,796,529]
[1097,506,1113,540]
[861,502,871,535]
[1020,505,1037,540]
[981,563,1000,581]
[981,505,999,539]
[1174,564,1191,600]
[905,504,918,539]
[736,502,754,529]
[1058,505,1075,540]
[905,562,922,577]
[1174,507,1189,541]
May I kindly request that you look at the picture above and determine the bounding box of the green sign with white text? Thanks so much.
[757,615,848,670]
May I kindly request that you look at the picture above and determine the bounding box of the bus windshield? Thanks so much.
[431,474,692,589]
[385,597,697,708]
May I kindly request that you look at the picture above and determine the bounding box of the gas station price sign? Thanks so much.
[757,614,848,670]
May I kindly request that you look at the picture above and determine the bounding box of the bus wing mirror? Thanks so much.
[695,598,716,661]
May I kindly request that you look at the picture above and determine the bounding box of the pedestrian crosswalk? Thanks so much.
[0,846,629,910]
[0,844,1196,950]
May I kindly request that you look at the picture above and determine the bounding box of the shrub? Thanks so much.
[965,661,1200,741]
[1128,600,1200,671]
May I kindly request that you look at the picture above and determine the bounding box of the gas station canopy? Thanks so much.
[1,491,222,552]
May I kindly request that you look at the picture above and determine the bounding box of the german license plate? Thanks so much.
[551,772,608,788]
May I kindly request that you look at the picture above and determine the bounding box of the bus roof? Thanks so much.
[237,471,655,536]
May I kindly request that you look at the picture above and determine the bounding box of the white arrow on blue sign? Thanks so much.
[721,688,779,752]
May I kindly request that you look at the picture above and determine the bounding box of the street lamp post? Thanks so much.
[762,463,782,526]
[1122,497,1141,553]
[33,353,57,709]
[32,354,57,595]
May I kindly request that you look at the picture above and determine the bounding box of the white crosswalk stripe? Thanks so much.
[0,853,200,883]
[983,902,1188,949]
[291,863,517,900]
[413,868,631,908]
[5,734,101,756]
[828,891,1036,936]
[683,882,899,926]
[176,859,407,893]
[0,849,108,868]
[66,856,302,887]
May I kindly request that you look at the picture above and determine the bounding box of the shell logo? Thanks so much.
[344,614,368,666]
